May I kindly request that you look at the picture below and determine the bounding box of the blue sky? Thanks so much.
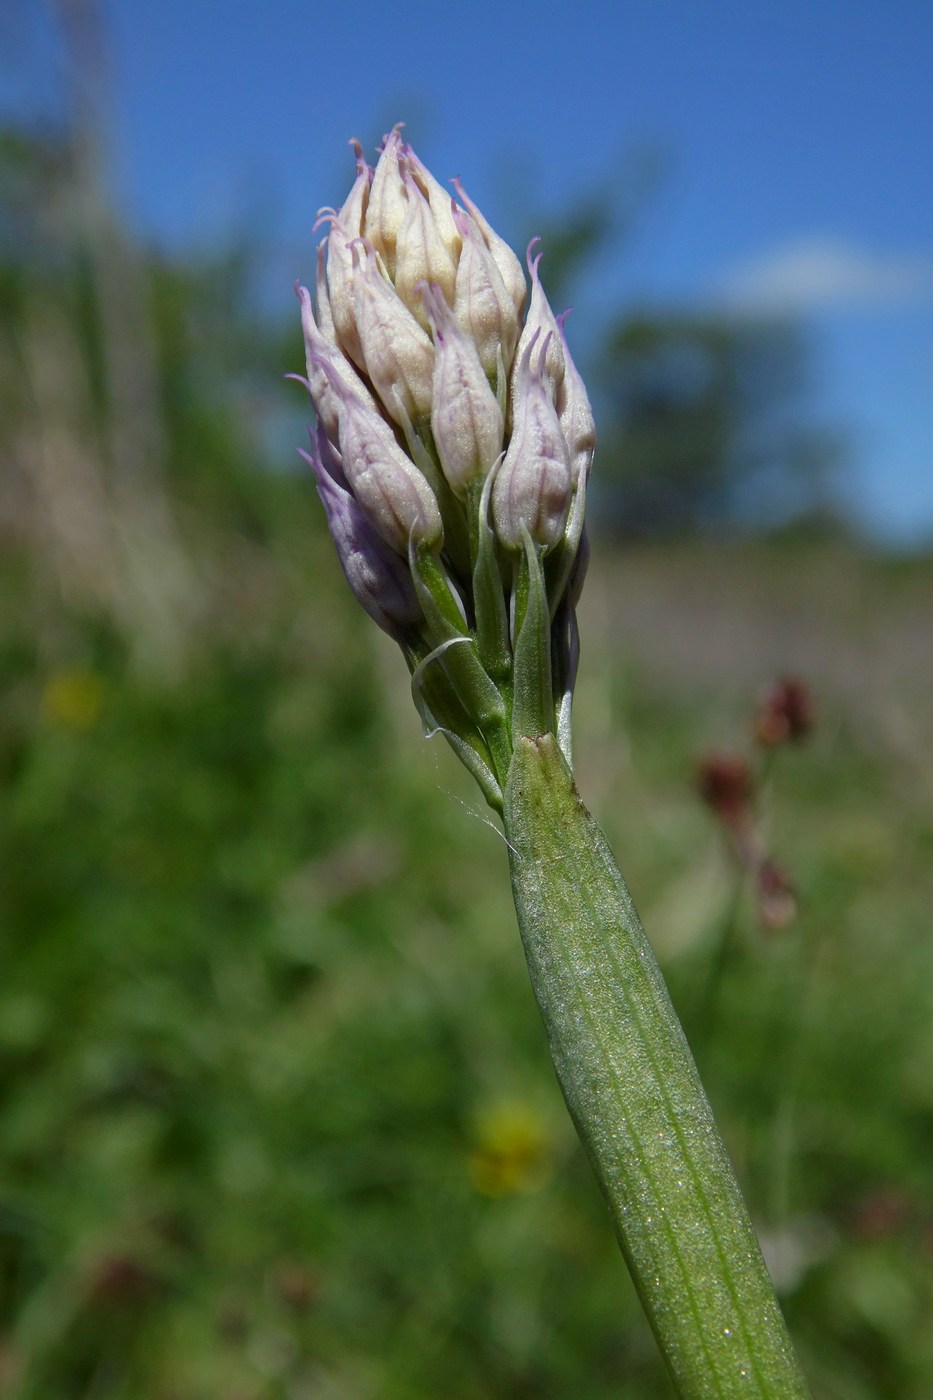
[4,0,932,541]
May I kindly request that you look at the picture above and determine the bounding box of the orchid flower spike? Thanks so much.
[292,129,595,799]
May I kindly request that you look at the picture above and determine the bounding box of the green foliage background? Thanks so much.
[2,120,932,1400]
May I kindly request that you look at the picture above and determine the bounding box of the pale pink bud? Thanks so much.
[316,140,371,368]
[511,241,565,402]
[339,138,371,232]
[403,143,462,262]
[556,310,596,485]
[311,351,443,554]
[302,426,421,639]
[314,238,336,343]
[351,240,434,425]
[395,172,457,327]
[364,125,408,278]
[452,177,527,318]
[295,281,375,444]
[492,331,572,551]
[419,281,505,499]
[452,203,520,380]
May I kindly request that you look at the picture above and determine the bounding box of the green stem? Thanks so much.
[502,735,809,1399]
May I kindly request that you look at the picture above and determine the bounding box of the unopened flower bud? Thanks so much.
[295,282,375,445]
[404,143,462,261]
[452,202,520,379]
[316,139,371,367]
[351,240,435,424]
[311,351,443,553]
[556,311,596,485]
[512,242,566,402]
[302,427,421,638]
[364,125,408,277]
[314,239,337,343]
[419,281,504,499]
[453,177,527,318]
[492,331,572,551]
[395,172,458,327]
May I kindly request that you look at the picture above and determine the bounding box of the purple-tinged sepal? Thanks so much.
[301,426,421,639]
[364,125,408,278]
[403,143,462,262]
[350,239,435,425]
[295,281,374,445]
[556,309,596,486]
[452,202,520,381]
[452,177,527,318]
[511,241,566,404]
[316,139,371,367]
[419,280,504,499]
[492,331,572,552]
[310,351,443,554]
[314,238,337,343]
[395,172,458,327]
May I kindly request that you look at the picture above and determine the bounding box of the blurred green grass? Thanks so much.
[1,461,931,1397]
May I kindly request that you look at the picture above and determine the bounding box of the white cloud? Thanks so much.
[714,237,933,316]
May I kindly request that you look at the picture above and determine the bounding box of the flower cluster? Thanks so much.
[293,129,595,808]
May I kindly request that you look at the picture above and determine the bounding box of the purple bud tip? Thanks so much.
[295,283,316,337]
[519,326,542,375]
[349,137,370,177]
[284,371,312,393]
[448,179,481,233]
[526,238,543,280]
[449,198,473,242]
[312,207,337,234]
[557,308,574,335]
[378,122,405,154]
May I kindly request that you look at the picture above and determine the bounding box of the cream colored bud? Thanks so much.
[452,177,527,318]
[403,144,462,262]
[341,139,371,231]
[351,240,435,425]
[323,220,363,366]
[556,312,597,485]
[452,203,520,380]
[314,238,336,343]
[492,332,572,552]
[311,351,443,554]
[395,172,457,327]
[420,281,505,499]
[364,125,408,278]
[511,241,566,404]
[316,140,372,368]
[296,282,374,445]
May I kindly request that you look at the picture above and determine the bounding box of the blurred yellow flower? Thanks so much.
[468,1103,550,1197]
[41,668,105,730]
